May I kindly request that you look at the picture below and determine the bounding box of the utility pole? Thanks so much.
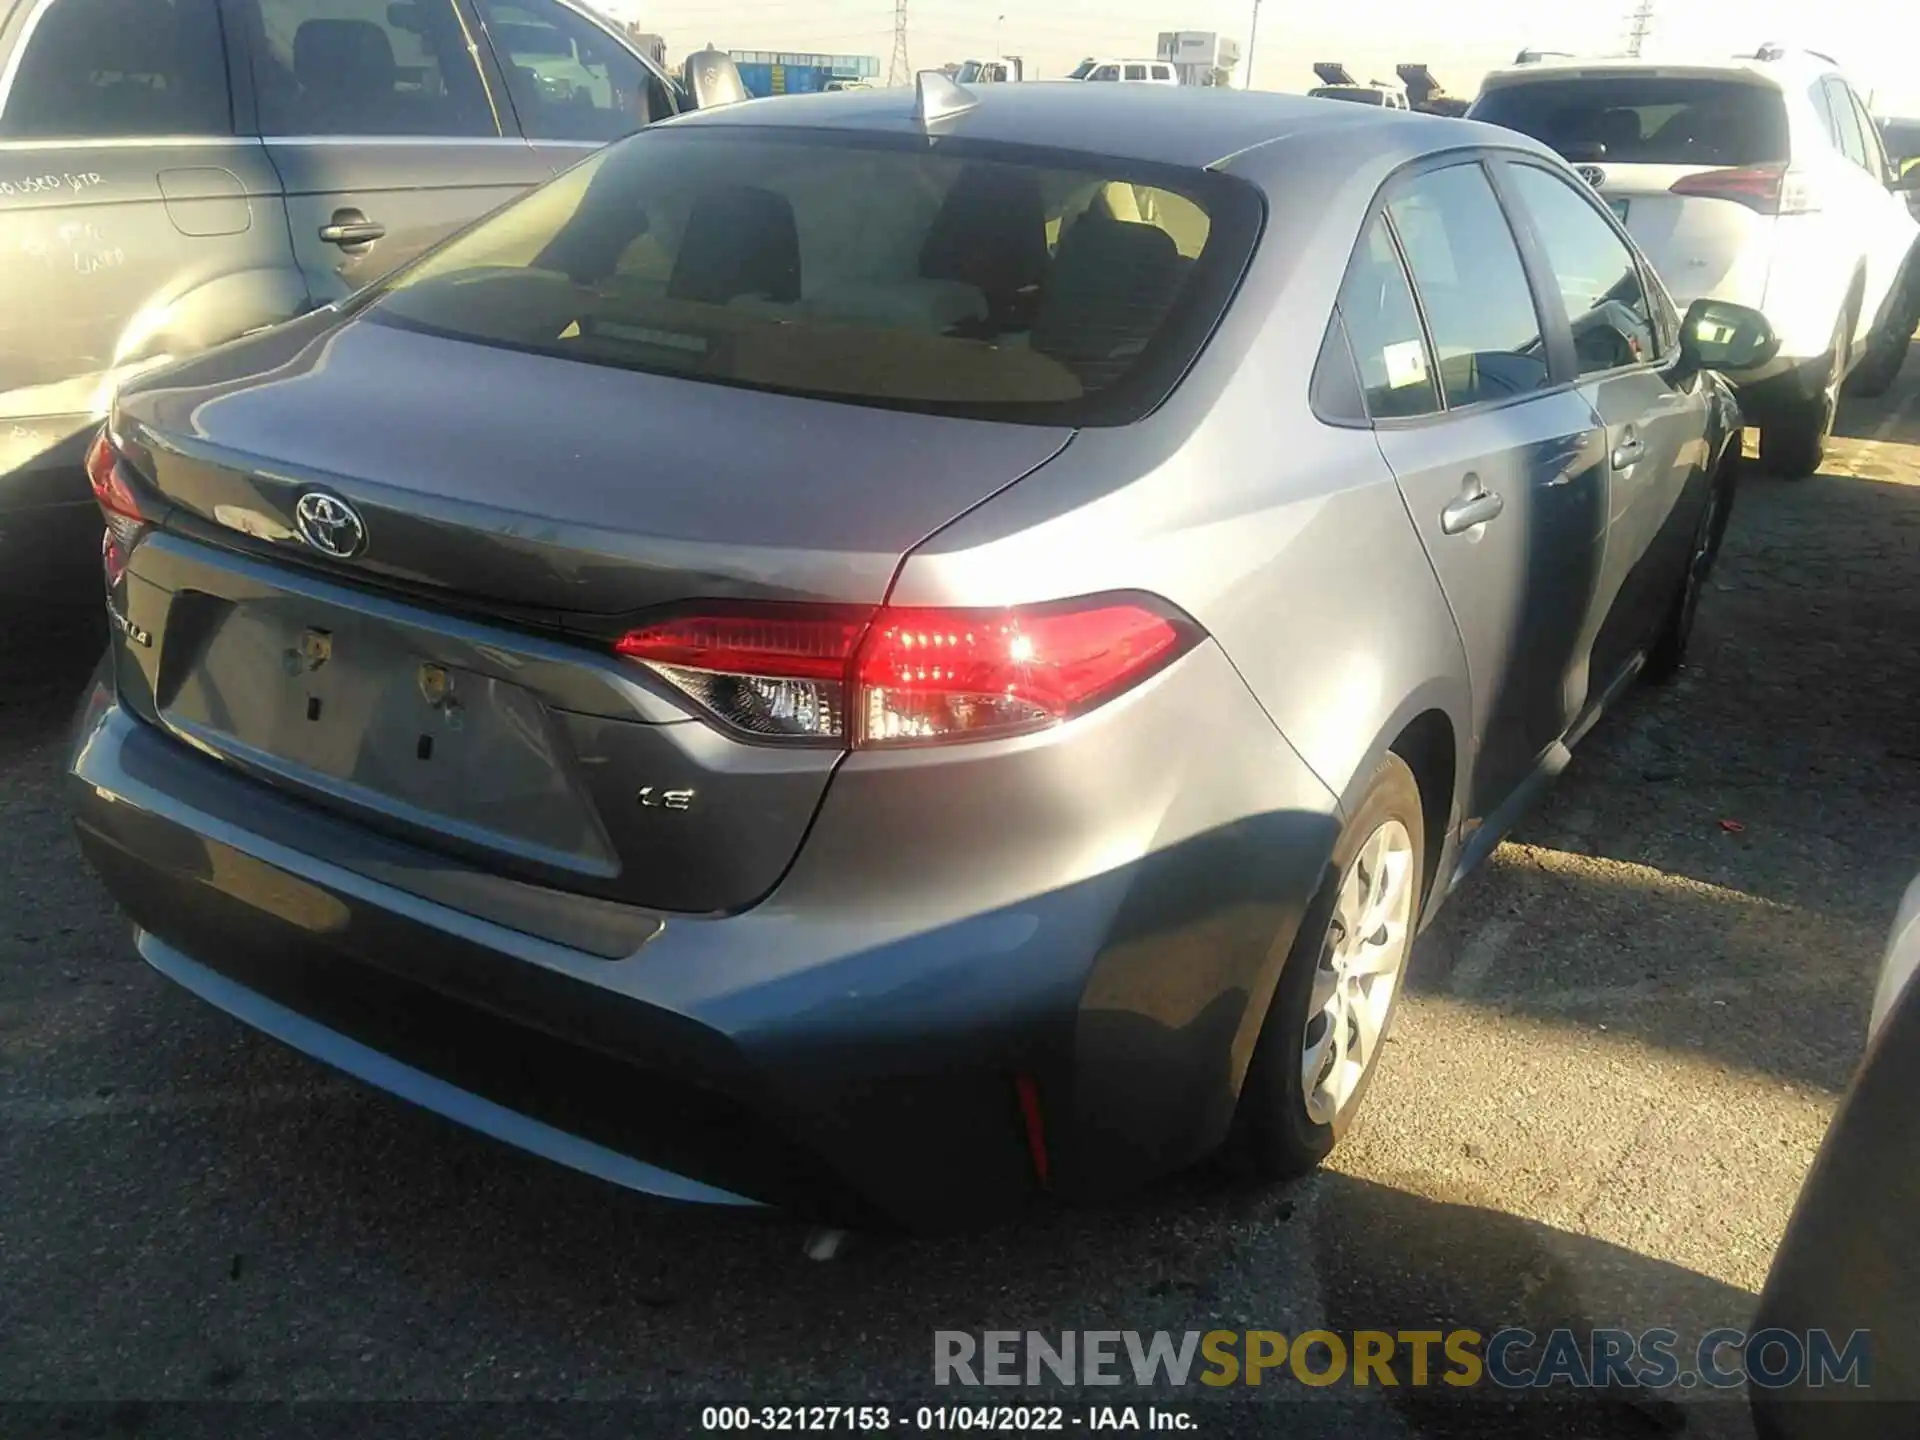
[1625,0,1656,57]
[1245,0,1262,90]
[888,0,910,85]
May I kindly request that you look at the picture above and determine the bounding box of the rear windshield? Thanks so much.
[365,127,1262,426]
[1472,76,1789,166]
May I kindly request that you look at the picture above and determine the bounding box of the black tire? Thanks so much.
[1645,454,1737,684]
[1225,753,1425,1180]
[1759,307,1849,480]
[1843,264,1918,400]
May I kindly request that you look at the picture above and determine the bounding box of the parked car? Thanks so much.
[1067,57,1178,84]
[1308,62,1411,110]
[1308,83,1412,110]
[1750,869,1920,1435]
[1471,47,1920,479]
[955,58,1024,84]
[70,78,1771,1231]
[0,0,696,602]
[1881,116,1920,218]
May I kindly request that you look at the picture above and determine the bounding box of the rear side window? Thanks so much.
[1823,79,1868,167]
[0,0,231,138]
[366,129,1262,426]
[1505,164,1657,374]
[243,0,496,136]
[1471,77,1789,167]
[1125,64,1148,81]
[1334,216,1439,419]
[1846,89,1889,179]
[1385,163,1549,408]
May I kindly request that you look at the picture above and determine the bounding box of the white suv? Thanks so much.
[1067,58,1178,85]
[1472,48,1920,477]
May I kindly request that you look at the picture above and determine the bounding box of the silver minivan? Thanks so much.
[0,0,690,598]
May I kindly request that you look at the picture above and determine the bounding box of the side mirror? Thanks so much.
[1679,299,1780,373]
[1890,167,1920,193]
[681,47,749,109]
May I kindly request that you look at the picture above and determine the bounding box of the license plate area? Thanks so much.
[160,597,617,874]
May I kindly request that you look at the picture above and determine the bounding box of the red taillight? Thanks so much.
[613,609,870,742]
[614,595,1198,748]
[85,429,143,521]
[854,601,1190,746]
[85,429,148,588]
[1668,163,1815,216]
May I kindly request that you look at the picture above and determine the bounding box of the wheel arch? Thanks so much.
[1328,675,1472,932]
[1387,707,1457,917]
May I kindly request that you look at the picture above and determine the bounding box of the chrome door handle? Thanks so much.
[1612,436,1646,469]
[318,208,386,248]
[1441,483,1504,535]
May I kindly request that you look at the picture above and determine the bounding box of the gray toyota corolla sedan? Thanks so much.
[69,77,1774,1230]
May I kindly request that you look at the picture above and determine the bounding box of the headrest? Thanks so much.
[294,19,396,96]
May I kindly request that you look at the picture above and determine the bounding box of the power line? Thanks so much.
[888,0,911,83]
[1625,0,1656,57]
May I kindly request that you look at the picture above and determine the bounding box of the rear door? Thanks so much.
[1825,78,1917,345]
[466,0,680,177]
[1497,156,1710,700]
[0,0,299,507]
[223,0,548,304]
[1352,158,1610,824]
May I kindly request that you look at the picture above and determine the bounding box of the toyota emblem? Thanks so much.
[1576,165,1606,188]
[293,491,367,559]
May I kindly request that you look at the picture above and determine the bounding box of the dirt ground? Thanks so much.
[2,349,1917,1438]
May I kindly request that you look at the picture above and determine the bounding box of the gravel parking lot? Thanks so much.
[3,349,1918,1438]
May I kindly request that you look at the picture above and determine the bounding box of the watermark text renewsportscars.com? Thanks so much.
[934,1328,1872,1391]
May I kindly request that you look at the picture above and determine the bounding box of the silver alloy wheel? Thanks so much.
[1301,818,1416,1127]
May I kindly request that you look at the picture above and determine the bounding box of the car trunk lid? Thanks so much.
[115,314,1074,614]
[105,316,1074,917]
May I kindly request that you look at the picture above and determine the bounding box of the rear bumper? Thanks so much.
[69,642,1342,1230]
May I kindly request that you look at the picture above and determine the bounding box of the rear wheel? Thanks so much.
[1226,754,1424,1179]
[1645,456,1737,684]
[1759,306,1849,480]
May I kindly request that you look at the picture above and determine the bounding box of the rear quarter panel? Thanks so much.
[892,125,1475,906]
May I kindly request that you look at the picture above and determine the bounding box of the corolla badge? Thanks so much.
[1576,165,1606,188]
[293,491,367,559]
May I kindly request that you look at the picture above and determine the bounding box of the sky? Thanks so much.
[591,0,1920,115]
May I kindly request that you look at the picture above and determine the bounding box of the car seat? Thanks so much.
[918,164,1051,332]
[667,186,802,305]
[1031,215,1182,389]
[292,20,401,133]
